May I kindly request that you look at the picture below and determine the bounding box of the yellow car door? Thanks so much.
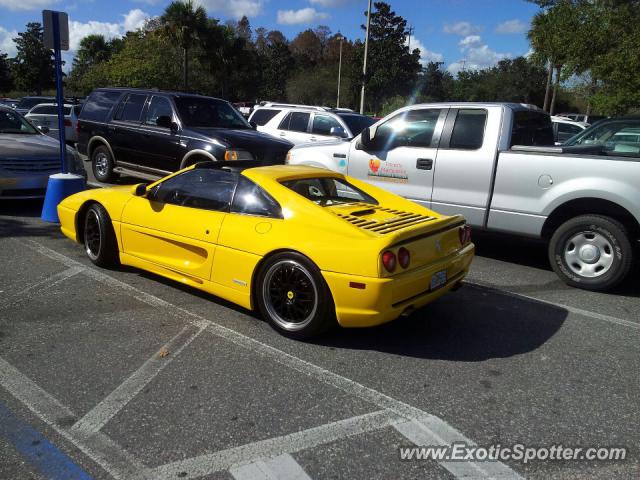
[120,168,237,282]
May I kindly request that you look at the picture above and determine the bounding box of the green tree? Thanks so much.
[421,62,453,102]
[11,23,55,95]
[261,38,293,100]
[0,52,13,93]
[160,0,207,91]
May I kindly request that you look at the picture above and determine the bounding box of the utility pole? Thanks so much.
[461,59,467,71]
[407,25,414,51]
[360,0,372,115]
[336,33,344,108]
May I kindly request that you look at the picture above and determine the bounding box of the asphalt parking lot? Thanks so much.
[0,190,639,479]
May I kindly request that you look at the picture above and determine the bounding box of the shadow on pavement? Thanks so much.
[0,199,60,238]
[314,283,567,361]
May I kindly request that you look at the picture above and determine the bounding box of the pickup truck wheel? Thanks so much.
[256,252,336,339]
[91,145,118,183]
[549,215,633,291]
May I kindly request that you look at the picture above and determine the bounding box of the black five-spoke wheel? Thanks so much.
[83,203,119,267]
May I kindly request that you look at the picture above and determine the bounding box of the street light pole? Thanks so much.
[360,0,372,115]
[336,33,343,109]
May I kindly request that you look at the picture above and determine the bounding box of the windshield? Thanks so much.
[0,109,39,134]
[17,97,52,109]
[282,177,378,206]
[564,120,640,157]
[175,97,250,129]
[338,114,376,136]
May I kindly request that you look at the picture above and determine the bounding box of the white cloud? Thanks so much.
[406,37,443,65]
[495,19,527,34]
[309,0,352,6]
[443,21,482,36]
[0,0,55,11]
[123,9,149,32]
[197,0,264,19]
[277,8,329,25]
[447,35,511,75]
[0,26,18,56]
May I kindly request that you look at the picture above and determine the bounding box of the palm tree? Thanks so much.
[160,0,207,91]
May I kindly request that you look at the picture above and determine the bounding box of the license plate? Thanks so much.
[430,269,447,291]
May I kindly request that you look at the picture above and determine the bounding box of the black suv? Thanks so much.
[77,88,293,183]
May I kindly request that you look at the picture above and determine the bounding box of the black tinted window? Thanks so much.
[80,91,122,122]
[312,114,342,136]
[338,114,375,136]
[175,97,249,128]
[150,169,237,211]
[280,112,310,132]
[144,96,173,126]
[511,111,554,146]
[282,177,377,205]
[31,105,71,115]
[557,122,583,135]
[250,109,280,126]
[231,176,282,218]
[116,94,147,122]
[449,109,487,150]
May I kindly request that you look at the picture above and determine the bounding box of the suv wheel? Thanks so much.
[549,214,633,291]
[92,145,118,183]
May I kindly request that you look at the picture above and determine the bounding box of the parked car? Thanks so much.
[77,88,293,183]
[0,98,19,109]
[287,102,640,291]
[14,96,56,115]
[25,103,81,143]
[57,162,474,338]
[0,105,85,199]
[551,115,588,144]
[556,113,607,124]
[249,106,376,145]
[564,118,640,155]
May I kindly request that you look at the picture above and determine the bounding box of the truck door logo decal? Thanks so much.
[368,159,409,183]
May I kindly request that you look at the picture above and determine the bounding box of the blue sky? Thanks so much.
[0,0,541,74]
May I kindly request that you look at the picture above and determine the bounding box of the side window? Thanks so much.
[511,111,554,146]
[375,109,442,149]
[312,114,342,136]
[80,91,122,122]
[556,122,583,142]
[114,94,147,123]
[449,109,487,150]
[279,112,310,132]
[149,169,237,211]
[144,96,173,126]
[231,176,282,218]
[250,109,281,126]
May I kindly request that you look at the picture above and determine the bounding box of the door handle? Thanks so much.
[416,158,433,170]
[279,132,286,136]
[310,136,317,141]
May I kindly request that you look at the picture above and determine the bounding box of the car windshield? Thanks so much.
[282,177,378,206]
[337,114,376,136]
[17,97,51,109]
[175,97,250,129]
[0,109,38,134]
[564,121,640,157]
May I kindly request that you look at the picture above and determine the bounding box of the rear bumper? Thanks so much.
[323,243,474,328]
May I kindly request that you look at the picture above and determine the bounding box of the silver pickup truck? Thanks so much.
[287,102,640,291]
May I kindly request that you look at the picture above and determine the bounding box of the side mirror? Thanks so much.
[156,115,173,129]
[249,121,257,130]
[356,127,372,150]
[133,183,148,196]
[38,125,50,134]
[330,126,348,138]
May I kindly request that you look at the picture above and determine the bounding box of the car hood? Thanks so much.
[0,134,61,159]
[189,127,293,151]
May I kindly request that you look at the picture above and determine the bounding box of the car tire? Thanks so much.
[548,214,633,291]
[83,203,119,268]
[255,252,336,339]
[91,145,118,183]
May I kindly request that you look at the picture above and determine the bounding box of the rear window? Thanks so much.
[279,112,310,132]
[449,109,487,150]
[282,177,377,206]
[30,105,71,115]
[337,114,376,136]
[80,90,123,122]
[114,93,148,123]
[249,108,280,126]
[511,110,554,147]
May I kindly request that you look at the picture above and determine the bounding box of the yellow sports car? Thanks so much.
[58,164,474,338]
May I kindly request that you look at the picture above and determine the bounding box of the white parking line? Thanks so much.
[0,265,85,309]
[71,323,207,436]
[23,239,524,480]
[230,453,313,480]
[140,410,401,480]
[466,281,640,330]
[0,356,144,479]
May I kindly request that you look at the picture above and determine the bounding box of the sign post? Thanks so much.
[41,10,85,223]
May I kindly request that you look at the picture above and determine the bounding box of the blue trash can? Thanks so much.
[41,173,86,223]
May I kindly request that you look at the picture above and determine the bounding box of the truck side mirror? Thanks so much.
[356,127,372,150]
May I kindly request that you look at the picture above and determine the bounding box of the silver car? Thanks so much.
[0,106,85,199]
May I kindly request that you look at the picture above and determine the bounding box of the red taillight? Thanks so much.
[398,247,410,269]
[75,122,80,134]
[382,250,396,272]
[459,224,472,245]
[64,119,72,127]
